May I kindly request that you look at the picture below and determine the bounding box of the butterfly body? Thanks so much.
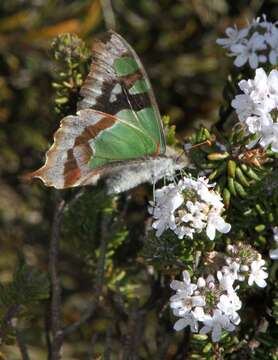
[29,31,187,192]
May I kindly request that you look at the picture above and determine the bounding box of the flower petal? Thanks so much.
[173,318,187,331]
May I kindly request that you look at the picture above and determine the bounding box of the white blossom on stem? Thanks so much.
[149,176,231,241]
[199,309,235,342]
[248,259,268,288]
[217,293,241,325]
[232,68,278,153]
[170,268,241,343]
[217,15,278,69]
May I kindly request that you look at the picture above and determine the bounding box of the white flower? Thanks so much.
[245,114,272,134]
[222,259,245,282]
[268,70,278,106]
[199,309,235,342]
[149,176,230,240]
[197,277,206,288]
[250,68,276,108]
[222,261,240,279]
[265,26,278,64]
[173,307,206,332]
[170,270,197,296]
[170,293,205,316]
[216,25,249,48]
[259,122,278,152]
[248,259,268,288]
[149,184,183,237]
[170,271,206,316]
[230,33,266,69]
[270,248,278,260]
[217,271,235,293]
[174,225,195,240]
[217,16,278,69]
[231,94,257,122]
[206,274,216,289]
[173,312,199,332]
[273,227,278,242]
[206,211,231,241]
[269,227,278,260]
[217,292,242,325]
[232,68,278,153]
[216,16,278,69]
[269,247,278,260]
[170,268,243,341]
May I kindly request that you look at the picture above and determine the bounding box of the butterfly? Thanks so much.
[28,31,187,194]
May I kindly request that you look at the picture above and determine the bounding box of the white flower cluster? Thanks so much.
[149,177,231,241]
[170,270,241,342]
[269,226,278,260]
[217,15,278,69]
[223,244,268,288]
[232,68,278,152]
[170,245,269,342]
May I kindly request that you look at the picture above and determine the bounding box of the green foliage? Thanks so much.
[0,259,49,308]
[186,126,278,249]
[162,115,178,146]
[62,190,128,289]
[51,33,91,116]
[142,230,193,268]
[142,228,214,272]
[189,333,240,359]
[252,326,278,360]
[0,259,49,345]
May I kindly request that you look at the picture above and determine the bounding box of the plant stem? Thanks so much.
[49,192,65,360]
[0,304,20,341]
[48,189,85,359]
[63,212,109,337]
[16,329,30,360]
[100,0,116,30]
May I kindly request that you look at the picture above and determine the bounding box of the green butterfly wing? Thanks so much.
[79,31,166,158]
[29,31,166,189]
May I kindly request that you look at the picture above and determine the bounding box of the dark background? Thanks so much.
[1,0,277,358]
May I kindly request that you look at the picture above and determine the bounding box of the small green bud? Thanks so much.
[255,204,265,215]
[227,160,236,178]
[223,188,231,208]
[255,224,266,232]
[207,152,229,161]
[227,177,237,196]
[234,181,247,198]
[55,97,69,104]
[236,167,249,187]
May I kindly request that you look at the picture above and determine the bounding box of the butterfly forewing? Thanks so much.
[78,31,166,155]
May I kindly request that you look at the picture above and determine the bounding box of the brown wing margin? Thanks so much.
[23,109,117,189]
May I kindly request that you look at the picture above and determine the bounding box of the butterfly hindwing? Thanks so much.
[29,31,168,190]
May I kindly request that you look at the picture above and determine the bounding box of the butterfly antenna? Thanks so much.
[189,139,212,150]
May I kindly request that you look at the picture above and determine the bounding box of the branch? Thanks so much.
[122,300,145,360]
[155,333,172,360]
[15,329,30,360]
[49,192,65,360]
[0,304,20,341]
[49,189,84,360]
[63,212,109,337]
[100,0,116,30]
